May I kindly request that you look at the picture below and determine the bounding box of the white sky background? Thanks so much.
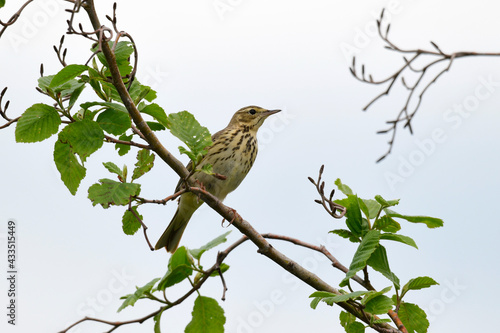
[1,0,499,332]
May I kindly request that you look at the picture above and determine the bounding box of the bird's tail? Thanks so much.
[155,207,192,252]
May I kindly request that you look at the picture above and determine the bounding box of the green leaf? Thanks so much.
[0,0,5,9]
[346,321,365,333]
[364,295,393,315]
[375,195,400,208]
[88,179,141,208]
[340,230,381,287]
[329,229,359,243]
[60,119,104,162]
[103,162,124,179]
[157,247,194,290]
[94,41,134,76]
[117,278,160,312]
[309,290,368,307]
[146,121,166,131]
[15,104,61,143]
[336,195,363,237]
[168,111,212,164]
[398,302,429,333]
[53,140,86,195]
[200,163,213,174]
[49,64,88,88]
[340,311,356,327]
[122,206,142,235]
[68,84,86,110]
[96,108,131,135]
[384,209,444,228]
[132,149,155,181]
[189,231,232,260]
[380,233,418,249]
[141,103,170,127]
[361,286,392,305]
[373,215,401,232]
[359,199,381,220]
[209,263,230,277]
[366,245,400,289]
[81,101,128,114]
[334,178,354,196]
[185,296,226,333]
[130,81,157,103]
[116,133,133,156]
[402,277,439,296]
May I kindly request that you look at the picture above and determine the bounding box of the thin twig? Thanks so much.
[351,9,500,162]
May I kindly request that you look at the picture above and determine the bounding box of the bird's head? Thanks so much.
[228,106,281,130]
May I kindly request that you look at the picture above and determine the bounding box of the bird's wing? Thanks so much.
[173,128,224,193]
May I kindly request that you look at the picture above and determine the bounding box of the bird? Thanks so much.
[155,106,281,252]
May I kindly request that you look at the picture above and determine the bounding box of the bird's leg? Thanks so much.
[221,208,241,227]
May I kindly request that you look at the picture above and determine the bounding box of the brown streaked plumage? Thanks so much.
[155,106,281,252]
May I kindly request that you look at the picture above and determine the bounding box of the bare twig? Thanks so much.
[104,134,151,150]
[308,165,347,219]
[351,9,500,162]
[0,88,21,129]
[127,201,154,251]
[0,0,35,38]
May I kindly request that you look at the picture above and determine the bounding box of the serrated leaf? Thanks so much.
[141,103,169,127]
[384,209,444,228]
[185,296,226,333]
[103,162,123,179]
[96,108,131,135]
[340,230,380,287]
[49,64,88,88]
[132,149,155,181]
[340,311,356,327]
[53,140,86,195]
[116,133,133,156]
[375,195,400,208]
[402,277,439,296]
[88,178,141,208]
[15,104,61,143]
[81,101,128,114]
[329,229,359,243]
[366,245,400,289]
[336,195,363,237]
[364,295,393,315]
[360,199,381,219]
[373,215,401,232]
[146,121,166,131]
[122,206,142,235]
[361,286,392,305]
[117,278,160,312]
[335,178,354,196]
[157,247,194,290]
[59,119,104,162]
[380,233,418,249]
[168,111,212,164]
[398,302,429,333]
[130,81,157,104]
[346,321,365,333]
[189,231,231,260]
[68,83,86,110]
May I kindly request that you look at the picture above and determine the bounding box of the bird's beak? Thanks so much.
[264,109,281,116]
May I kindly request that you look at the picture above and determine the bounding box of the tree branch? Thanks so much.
[351,9,500,162]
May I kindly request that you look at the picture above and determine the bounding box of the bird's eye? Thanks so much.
[248,109,256,115]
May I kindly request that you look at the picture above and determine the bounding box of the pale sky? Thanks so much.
[1,1,500,332]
